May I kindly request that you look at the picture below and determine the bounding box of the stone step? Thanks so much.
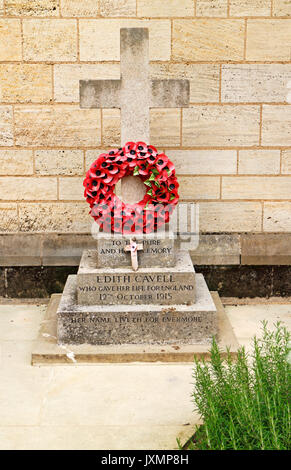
[57,274,217,346]
[96,230,175,268]
[77,250,195,306]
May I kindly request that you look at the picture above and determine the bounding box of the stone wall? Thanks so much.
[0,0,291,267]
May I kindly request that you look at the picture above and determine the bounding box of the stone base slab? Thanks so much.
[77,250,195,306]
[58,273,215,345]
[31,291,239,365]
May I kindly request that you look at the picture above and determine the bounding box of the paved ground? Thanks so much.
[0,301,290,450]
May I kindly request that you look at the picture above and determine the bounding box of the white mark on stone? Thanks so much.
[41,332,77,363]
[59,344,77,363]
[42,332,56,339]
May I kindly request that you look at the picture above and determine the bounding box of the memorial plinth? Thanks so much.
[56,233,217,346]
[32,232,239,363]
[77,250,195,306]
[57,274,216,345]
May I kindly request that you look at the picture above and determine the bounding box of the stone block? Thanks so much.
[0,234,41,266]
[199,202,262,232]
[42,234,96,266]
[179,176,220,200]
[166,150,237,175]
[95,231,175,268]
[61,0,99,16]
[15,106,101,147]
[173,19,244,61]
[35,150,84,176]
[229,0,271,16]
[77,250,195,306]
[101,0,136,17]
[137,0,193,17]
[57,274,216,345]
[262,105,291,146]
[0,19,22,61]
[0,150,33,176]
[59,177,84,201]
[182,106,260,147]
[0,106,13,147]
[0,64,52,103]
[238,150,280,175]
[0,177,57,201]
[241,233,291,265]
[222,176,291,199]
[190,234,241,265]
[19,203,92,233]
[196,0,227,17]
[273,0,291,16]
[150,109,180,147]
[263,202,291,232]
[282,150,291,174]
[0,204,18,233]
[246,20,291,61]
[222,64,291,103]
[23,19,77,62]
[5,0,59,15]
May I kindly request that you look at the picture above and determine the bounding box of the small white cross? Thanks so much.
[124,238,143,271]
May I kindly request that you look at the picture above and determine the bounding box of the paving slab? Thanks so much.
[0,304,46,341]
[39,363,197,427]
[0,425,195,450]
[225,303,291,350]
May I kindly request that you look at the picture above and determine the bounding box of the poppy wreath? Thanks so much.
[83,142,179,234]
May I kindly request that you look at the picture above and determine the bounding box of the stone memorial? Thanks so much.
[32,28,239,364]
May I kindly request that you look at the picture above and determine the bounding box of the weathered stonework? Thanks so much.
[0,107,13,147]
[238,150,280,175]
[0,150,33,176]
[5,0,59,16]
[58,274,216,345]
[0,64,52,103]
[173,19,244,61]
[95,231,175,268]
[23,19,77,62]
[0,19,22,61]
[35,150,84,176]
[182,106,260,147]
[77,250,195,306]
[246,20,291,61]
[14,106,101,147]
[196,0,227,17]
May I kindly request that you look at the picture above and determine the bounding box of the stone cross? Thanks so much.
[124,238,143,271]
[79,27,190,203]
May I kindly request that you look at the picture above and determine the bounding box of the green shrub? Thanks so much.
[182,322,290,450]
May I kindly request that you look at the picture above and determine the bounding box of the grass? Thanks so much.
[179,322,290,450]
